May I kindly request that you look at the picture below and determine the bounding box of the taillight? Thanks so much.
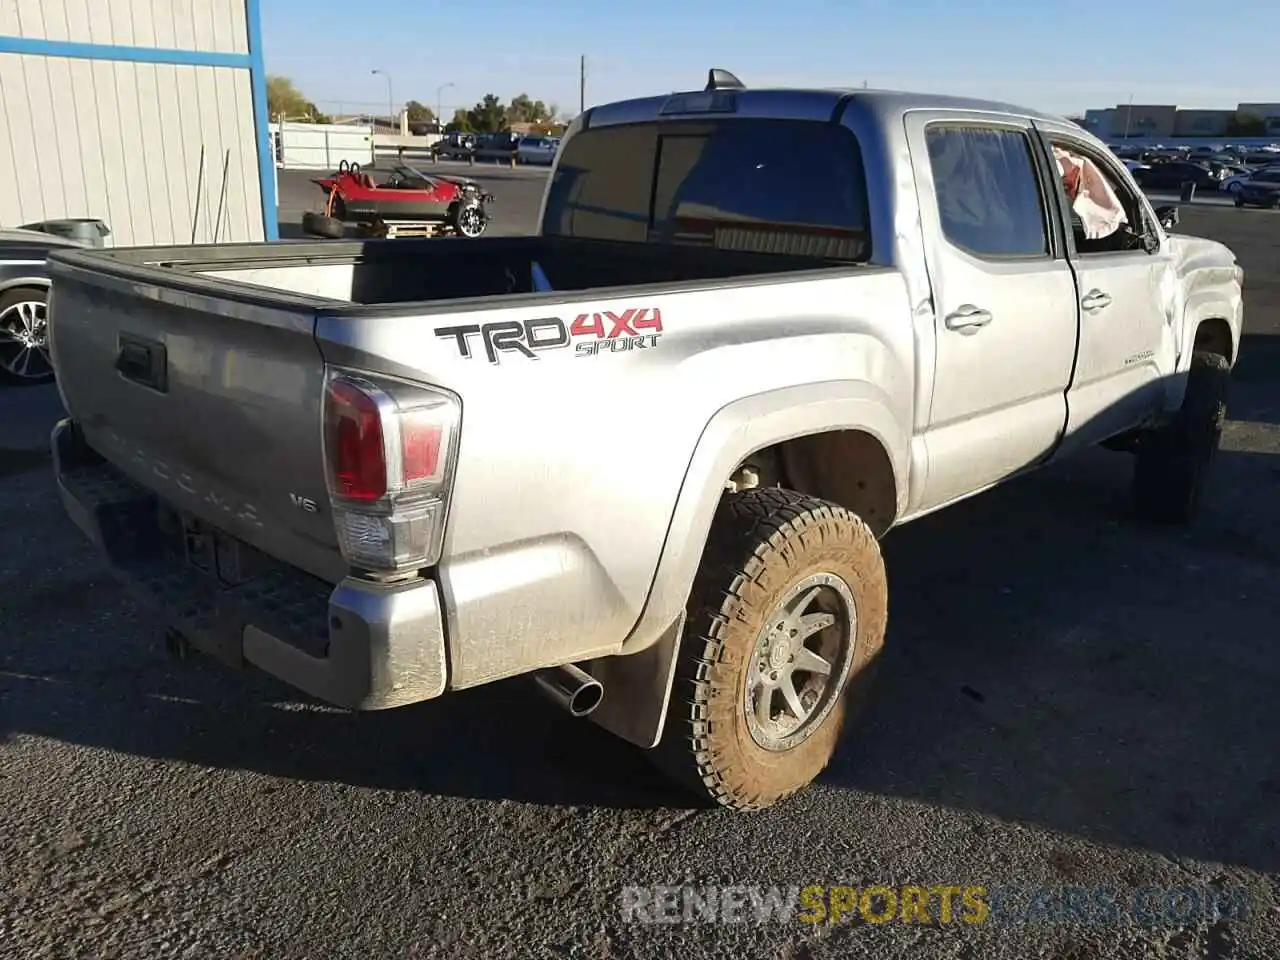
[325,379,387,501]
[322,370,460,574]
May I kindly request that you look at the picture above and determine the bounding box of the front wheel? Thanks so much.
[651,487,888,810]
[0,286,53,385]
[1131,351,1230,525]
[451,201,488,238]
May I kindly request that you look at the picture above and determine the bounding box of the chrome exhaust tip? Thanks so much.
[533,662,604,718]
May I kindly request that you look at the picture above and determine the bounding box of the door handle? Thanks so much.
[1081,289,1112,311]
[944,305,993,333]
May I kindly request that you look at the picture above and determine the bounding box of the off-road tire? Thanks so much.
[651,487,888,811]
[1131,351,1230,525]
[302,211,344,239]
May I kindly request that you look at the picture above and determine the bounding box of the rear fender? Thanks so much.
[588,380,908,749]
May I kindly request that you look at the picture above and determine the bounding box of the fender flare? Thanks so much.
[1179,290,1238,366]
[1163,290,1239,413]
[623,379,908,657]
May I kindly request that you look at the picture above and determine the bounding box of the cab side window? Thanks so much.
[1050,140,1148,255]
[925,125,1049,259]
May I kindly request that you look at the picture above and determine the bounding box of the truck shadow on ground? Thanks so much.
[826,440,1280,876]
[1,436,1277,873]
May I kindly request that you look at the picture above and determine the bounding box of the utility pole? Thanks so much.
[1121,93,1134,139]
[437,81,454,131]
[372,69,394,130]
[579,55,586,115]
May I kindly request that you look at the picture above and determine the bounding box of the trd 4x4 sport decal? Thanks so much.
[434,307,663,364]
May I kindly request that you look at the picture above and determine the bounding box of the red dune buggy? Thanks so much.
[302,160,495,239]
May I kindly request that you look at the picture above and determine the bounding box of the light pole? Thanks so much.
[371,69,394,129]
[437,82,454,130]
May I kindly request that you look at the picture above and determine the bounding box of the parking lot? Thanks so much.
[1,167,1278,959]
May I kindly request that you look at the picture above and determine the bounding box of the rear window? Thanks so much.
[542,119,871,260]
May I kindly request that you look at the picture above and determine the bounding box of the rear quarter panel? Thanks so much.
[316,269,916,688]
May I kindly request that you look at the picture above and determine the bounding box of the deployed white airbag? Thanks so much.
[1054,146,1128,240]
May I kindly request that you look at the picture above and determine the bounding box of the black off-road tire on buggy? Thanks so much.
[302,211,344,239]
[650,487,889,811]
[1131,351,1231,525]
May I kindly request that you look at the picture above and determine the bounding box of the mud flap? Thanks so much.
[582,613,685,749]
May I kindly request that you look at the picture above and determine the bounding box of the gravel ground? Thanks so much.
[0,192,1278,959]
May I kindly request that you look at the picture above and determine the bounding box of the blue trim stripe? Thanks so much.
[244,0,278,240]
[0,35,251,69]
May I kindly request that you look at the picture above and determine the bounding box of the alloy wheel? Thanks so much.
[0,298,52,382]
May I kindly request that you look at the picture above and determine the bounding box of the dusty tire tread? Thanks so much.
[653,487,887,811]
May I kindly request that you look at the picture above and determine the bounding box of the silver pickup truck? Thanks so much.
[47,71,1243,811]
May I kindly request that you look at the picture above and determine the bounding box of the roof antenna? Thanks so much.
[705,68,745,92]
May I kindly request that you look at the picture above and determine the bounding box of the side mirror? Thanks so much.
[1155,205,1180,229]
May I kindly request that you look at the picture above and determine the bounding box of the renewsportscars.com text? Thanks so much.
[618,883,1255,927]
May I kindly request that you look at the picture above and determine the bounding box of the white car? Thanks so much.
[1222,165,1280,194]
[516,136,558,165]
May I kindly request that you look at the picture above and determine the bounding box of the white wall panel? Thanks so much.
[3,0,248,54]
[0,53,264,245]
[277,124,376,170]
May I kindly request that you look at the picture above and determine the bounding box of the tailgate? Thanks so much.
[47,250,344,582]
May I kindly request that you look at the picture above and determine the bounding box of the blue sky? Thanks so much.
[262,0,1279,120]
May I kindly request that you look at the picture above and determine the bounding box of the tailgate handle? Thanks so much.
[115,335,168,392]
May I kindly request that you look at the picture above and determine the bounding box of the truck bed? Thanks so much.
[55,234,863,307]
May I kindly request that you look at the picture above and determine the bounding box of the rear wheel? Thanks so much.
[651,487,888,810]
[0,286,53,385]
[1132,351,1230,525]
[302,211,344,239]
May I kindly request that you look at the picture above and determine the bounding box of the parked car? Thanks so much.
[1234,168,1280,208]
[1220,168,1264,194]
[471,131,520,163]
[431,133,476,162]
[45,70,1242,811]
[516,135,558,165]
[0,226,96,385]
[1131,160,1224,191]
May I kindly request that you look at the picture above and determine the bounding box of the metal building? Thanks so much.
[0,0,276,246]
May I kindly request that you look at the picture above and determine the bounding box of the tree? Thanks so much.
[446,107,473,134]
[404,100,435,124]
[506,92,550,125]
[466,94,508,133]
[404,99,437,134]
[266,75,330,123]
[1226,113,1266,136]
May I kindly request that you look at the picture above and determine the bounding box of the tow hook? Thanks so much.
[164,627,193,661]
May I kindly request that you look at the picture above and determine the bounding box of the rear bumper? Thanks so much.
[51,419,448,711]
